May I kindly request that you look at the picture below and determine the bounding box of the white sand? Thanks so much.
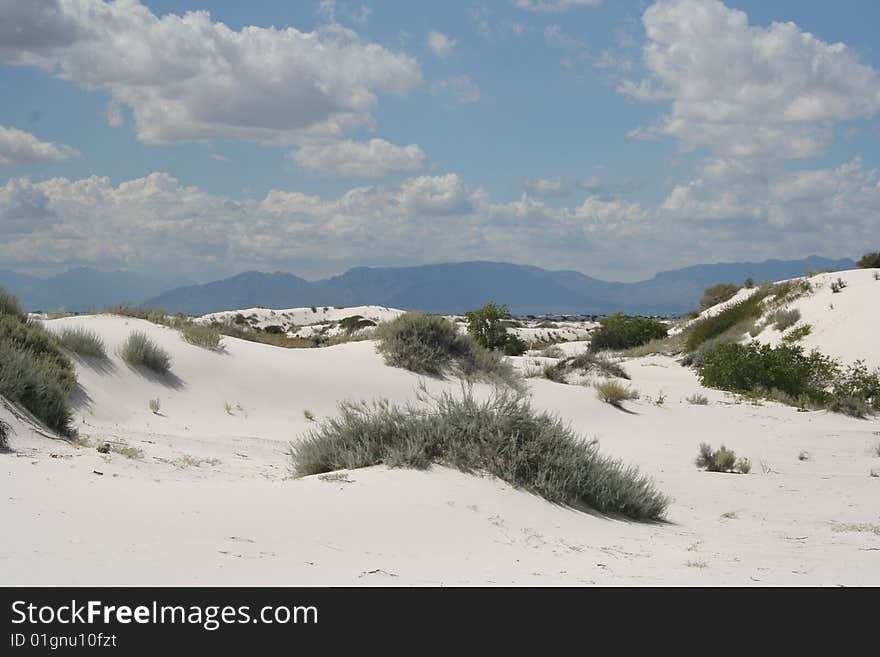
[2,288,879,585]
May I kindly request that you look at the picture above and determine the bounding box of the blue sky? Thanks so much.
[1,0,879,282]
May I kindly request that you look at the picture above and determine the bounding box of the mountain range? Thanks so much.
[1,256,854,316]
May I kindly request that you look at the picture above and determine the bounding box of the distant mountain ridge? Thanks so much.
[143,255,855,316]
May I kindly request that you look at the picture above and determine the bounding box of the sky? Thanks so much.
[1,0,879,283]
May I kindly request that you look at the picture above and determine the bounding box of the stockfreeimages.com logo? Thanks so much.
[11,600,318,632]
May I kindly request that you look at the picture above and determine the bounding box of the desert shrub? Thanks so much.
[782,324,812,344]
[263,325,285,335]
[503,335,528,356]
[119,332,172,374]
[542,363,568,383]
[857,252,880,268]
[58,327,107,359]
[695,443,751,474]
[543,352,629,384]
[772,308,801,331]
[464,302,526,356]
[338,315,377,335]
[686,393,709,405]
[617,332,686,358]
[149,398,160,414]
[830,278,847,293]
[376,312,521,389]
[290,388,669,520]
[0,294,76,436]
[104,303,168,324]
[744,277,755,289]
[697,343,836,401]
[179,322,222,350]
[594,380,639,407]
[589,314,667,352]
[829,360,880,415]
[0,286,27,322]
[684,287,771,352]
[699,283,741,311]
[541,344,564,359]
[0,417,10,449]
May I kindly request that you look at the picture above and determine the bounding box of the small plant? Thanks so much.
[798,451,811,461]
[310,306,317,313]
[119,331,172,374]
[594,380,639,408]
[782,324,811,344]
[654,390,667,406]
[0,417,10,450]
[699,283,740,311]
[303,409,315,421]
[771,308,801,331]
[224,401,234,415]
[695,443,750,474]
[589,314,667,352]
[541,344,564,359]
[686,393,709,405]
[830,277,847,293]
[58,327,107,358]
[875,271,880,281]
[744,277,754,289]
[149,398,160,414]
[179,323,222,350]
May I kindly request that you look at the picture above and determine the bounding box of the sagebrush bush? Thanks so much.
[290,388,669,520]
[58,327,107,358]
[375,312,521,389]
[594,380,639,407]
[118,332,172,374]
[0,417,9,449]
[545,352,629,384]
[695,443,751,474]
[772,308,801,331]
[338,315,377,335]
[589,314,668,352]
[686,394,709,405]
[0,292,76,436]
[699,283,740,311]
[179,322,222,350]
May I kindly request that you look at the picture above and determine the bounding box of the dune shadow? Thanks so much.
[124,365,186,390]
[71,354,117,375]
[610,403,639,415]
[70,383,95,413]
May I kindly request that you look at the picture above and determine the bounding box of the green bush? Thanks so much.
[684,287,771,352]
[464,302,526,356]
[589,314,668,352]
[686,393,709,405]
[58,327,107,358]
[376,312,520,389]
[782,324,811,344]
[118,332,172,374]
[695,443,750,474]
[290,388,668,521]
[338,315,377,334]
[0,287,26,322]
[502,335,528,356]
[699,283,740,311]
[772,308,801,331]
[179,322,222,350]
[856,252,880,268]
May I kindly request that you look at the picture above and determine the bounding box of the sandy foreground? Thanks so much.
[2,275,880,586]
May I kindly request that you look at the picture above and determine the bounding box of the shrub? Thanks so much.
[695,443,750,474]
[119,332,172,374]
[464,302,511,351]
[0,292,76,436]
[589,314,667,352]
[179,322,222,350]
[262,325,285,335]
[856,252,880,268]
[0,417,10,449]
[290,388,669,520]
[58,327,107,358]
[503,335,528,356]
[543,352,629,384]
[686,393,709,405]
[744,277,755,289]
[338,315,377,335]
[541,344,564,359]
[376,312,521,389]
[594,380,639,407]
[684,287,771,352]
[782,324,811,344]
[149,398,160,414]
[772,308,801,331]
[830,278,847,293]
[699,283,740,311]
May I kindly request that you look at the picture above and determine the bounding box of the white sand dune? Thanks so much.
[2,289,879,585]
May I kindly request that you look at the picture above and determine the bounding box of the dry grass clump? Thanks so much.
[0,417,10,450]
[58,327,107,359]
[290,387,668,521]
[119,332,171,374]
[686,393,709,405]
[594,380,639,408]
[179,322,223,350]
[695,443,751,474]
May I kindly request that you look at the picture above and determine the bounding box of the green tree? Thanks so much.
[465,302,513,352]
[856,252,880,268]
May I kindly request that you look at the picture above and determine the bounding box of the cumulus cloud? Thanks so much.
[291,139,427,177]
[0,0,420,145]
[427,31,456,58]
[515,0,602,12]
[620,0,880,159]
[0,125,78,166]
[432,76,481,104]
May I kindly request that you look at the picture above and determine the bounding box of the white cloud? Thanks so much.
[620,0,880,159]
[433,76,481,104]
[209,153,231,163]
[1,0,420,145]
[0,125,78,166]
[291,139,427,177]
[106,101,123,128]
[525,177,568,196]
[515,0,602,12]
[427,31,456,58]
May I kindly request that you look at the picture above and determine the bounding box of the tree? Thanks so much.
[465,302,511,351]
[856,252,880,268]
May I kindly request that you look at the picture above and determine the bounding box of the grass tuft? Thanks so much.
[58,327,107,358]
[118,332,172,374]
[594,380,639,408]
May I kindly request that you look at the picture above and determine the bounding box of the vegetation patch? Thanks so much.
[58,327,107,359]
[589,313,668,352]
[179,322,223,350]
[594,380,640,408]
[290,388,668,521]
[857,252,880,268]
[119,332,172,374]
[543,352,629,384]
[0,417,10,450]
[464,302,527,356]
[771,308,801,331]
[695,443,751,474]
[699,283,740,311]
[782,324,812,344]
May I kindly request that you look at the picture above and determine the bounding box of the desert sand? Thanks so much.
[2,269,878,585]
